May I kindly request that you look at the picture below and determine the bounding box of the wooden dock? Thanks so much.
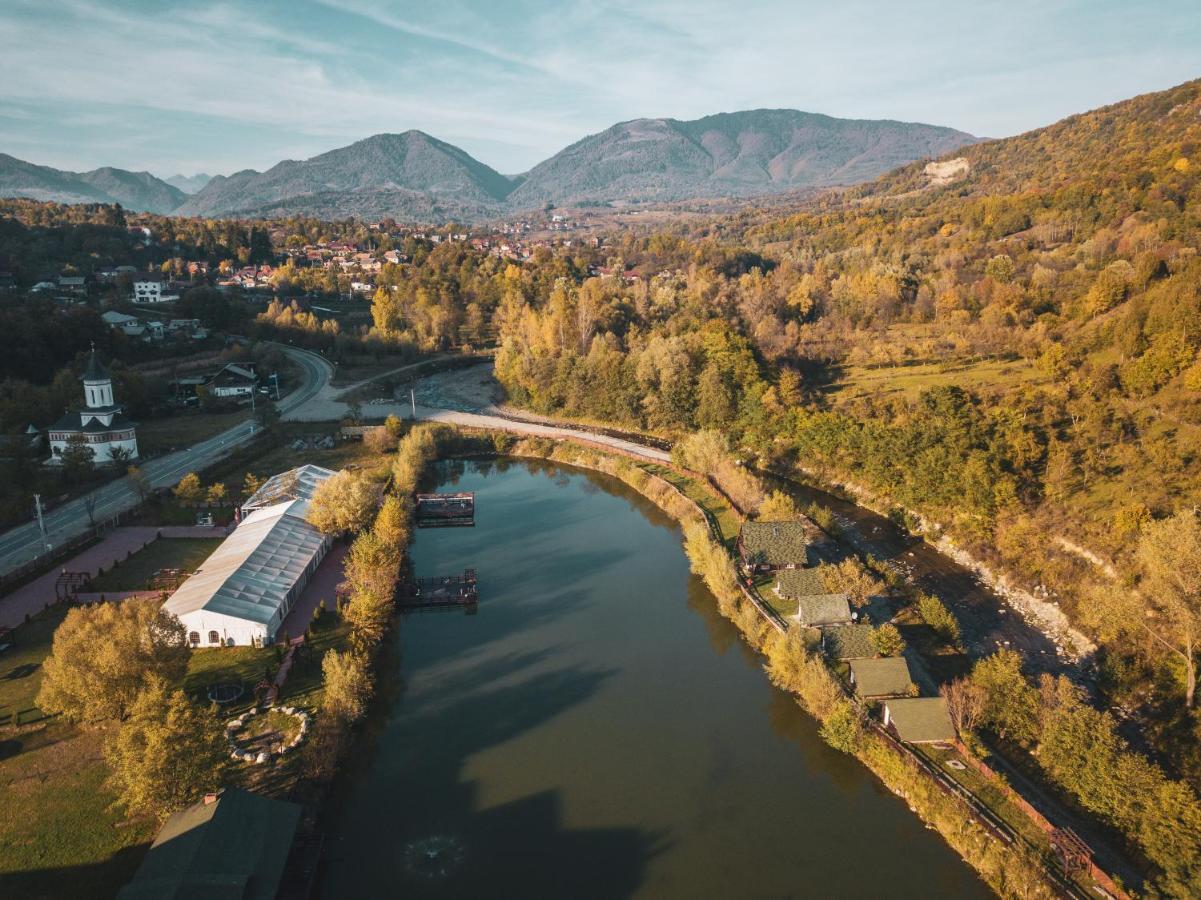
[415,492,475,528]
[397,568,479,611]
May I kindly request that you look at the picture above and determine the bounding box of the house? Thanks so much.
[47,349,139,464]
[132,275,165,303]
[882,697,957,744]
[102,310,146,338]
[58,275,86,294]
[774,568,825,599]
[208,363,258,398]
[737,521,810,572]
[849,657,915,699]
[822,623,876,660]
[795,594,853,628]
[117,788,299,900]
[163,491,333,647]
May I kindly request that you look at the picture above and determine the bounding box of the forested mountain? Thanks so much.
[0,154,186,213]
[164,173,212,194]
[507,110,977,207]
[4,110,975,221]
[174,131,514,220]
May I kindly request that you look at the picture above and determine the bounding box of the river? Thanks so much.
[319,458,990,898]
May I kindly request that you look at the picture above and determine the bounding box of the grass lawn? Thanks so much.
[89,538,222,592]
[638,462,743,546]
[182,613,352,716]
[0,606,155,898]
[136,409,250,456]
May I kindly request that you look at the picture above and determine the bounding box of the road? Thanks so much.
[0,344,332,577]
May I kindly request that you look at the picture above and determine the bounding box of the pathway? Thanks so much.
[0,525,229,628]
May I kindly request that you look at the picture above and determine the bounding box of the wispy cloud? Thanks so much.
[1,0,1197,174]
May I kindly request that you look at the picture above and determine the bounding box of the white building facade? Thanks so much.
[47,350,139,464]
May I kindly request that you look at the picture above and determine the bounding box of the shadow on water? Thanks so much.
[320,458,989,900]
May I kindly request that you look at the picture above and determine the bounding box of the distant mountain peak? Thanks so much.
[2,107,979,221]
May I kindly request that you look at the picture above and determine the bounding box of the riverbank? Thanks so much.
[397,429,1087,898]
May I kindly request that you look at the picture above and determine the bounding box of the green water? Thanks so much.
[320,459,990,898]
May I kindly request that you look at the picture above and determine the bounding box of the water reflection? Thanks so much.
[319,459,989,899]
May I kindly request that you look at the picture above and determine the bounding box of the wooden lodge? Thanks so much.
[398,568,479,612]
[416,492,475,528]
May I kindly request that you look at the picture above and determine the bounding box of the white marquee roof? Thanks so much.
[242,464,336,511]
[163,499,327,626]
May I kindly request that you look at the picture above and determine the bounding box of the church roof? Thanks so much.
[49,410,133,433]
[82,350,110,382]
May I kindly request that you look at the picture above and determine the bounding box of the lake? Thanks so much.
[319,458,990,898]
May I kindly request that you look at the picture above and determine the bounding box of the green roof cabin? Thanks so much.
[822,623,876,659]
[738,521,809,572]
[882,697,957,744]
[794,594,853,628]
[849,656,915,698]
[117,788,300,900]
[774,568,825,599]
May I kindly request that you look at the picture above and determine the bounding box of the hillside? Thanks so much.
[0,154,185,213]
[507,110,978,207]
[175,131,514,219]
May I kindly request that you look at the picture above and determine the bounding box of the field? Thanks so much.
[89,538,222,592]
[823,354,1045,406]
[0,606,155,899]
[135,408,250,456]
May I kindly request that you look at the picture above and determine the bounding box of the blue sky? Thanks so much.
[1,0,1198,177]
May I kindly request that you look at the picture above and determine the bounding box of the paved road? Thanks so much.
[0,345,333,578]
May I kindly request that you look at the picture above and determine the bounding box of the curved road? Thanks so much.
[0,345,333,577]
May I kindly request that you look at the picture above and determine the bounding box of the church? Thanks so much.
[47,348,139,465]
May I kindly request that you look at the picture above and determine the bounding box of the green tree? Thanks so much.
[819,699,863,753]
[871,623,906,657]
[1137,510,1201,707]
[972,649,1039,745]
[59,433,95,483]
[758,490,800,522]
[104,676,229,820]
[37,599,190,723]
[917,592,960,643]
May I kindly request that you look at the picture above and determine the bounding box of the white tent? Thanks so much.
[243,464,336,511]
[163,498,331,647]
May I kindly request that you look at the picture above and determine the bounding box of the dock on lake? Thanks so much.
[398,568,479,612]
[416,492,475,527]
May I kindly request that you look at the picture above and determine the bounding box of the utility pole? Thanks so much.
[410,388,417,420]
[34,493,51,552]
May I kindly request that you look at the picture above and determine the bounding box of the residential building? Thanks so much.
[47,349,138,464]
[882,697,957,744]
[821,624,876,660]
[795,594,853,628]
[117,788,299,900]
[208,363,258,398]
[738,521,811,572]
[132,275,165,303]
[848,657,915,699]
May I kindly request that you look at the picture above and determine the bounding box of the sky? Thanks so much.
[1,0,1198,178]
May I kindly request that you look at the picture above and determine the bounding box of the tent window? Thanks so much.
[189,631,200,646]
[208,630,220,645]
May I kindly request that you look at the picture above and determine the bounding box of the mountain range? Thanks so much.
[0,110,978,220]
